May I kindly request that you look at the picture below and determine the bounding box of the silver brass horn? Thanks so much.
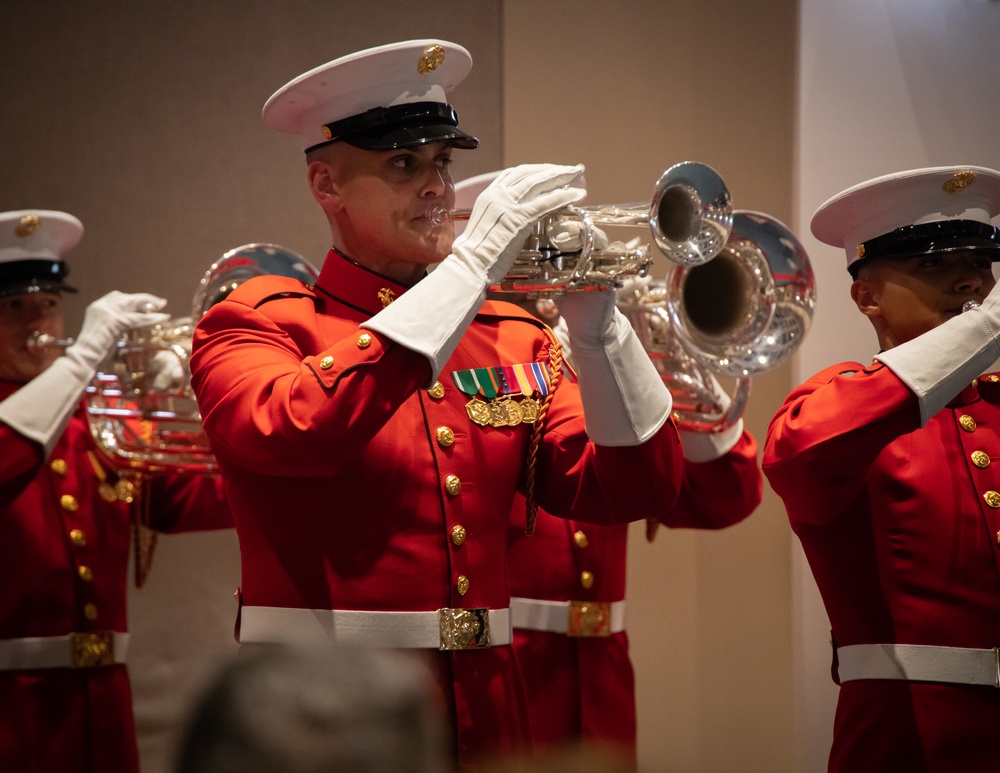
[618,211,815,433]
[84,243,320,474]
[439,161,733,295]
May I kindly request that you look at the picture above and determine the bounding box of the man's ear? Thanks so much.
[308,160,342,211]
[851,277,880,319]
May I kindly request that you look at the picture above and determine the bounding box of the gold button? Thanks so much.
[78,565,94,582]
[436,426,455,448]
[428,381,445,400]
[986,375,1000,383]
[357,333,372,349]
[456,575,470,596]
[83,603,98,621]
[573,530,589,549]
[69,529,86,547]
[580,570,595,589]
[972,451,991,469]
[985,490,1000,509]
[451,524,467,546]
[960,414,977,432]
[50,459,67,475]
[445,475,461,496]
[60,495,79,512]
[319,355,334,370]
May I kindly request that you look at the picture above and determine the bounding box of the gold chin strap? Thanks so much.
[524,329,564,536]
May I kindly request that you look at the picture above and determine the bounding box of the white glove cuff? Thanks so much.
[679,418,744,463]
[875,303,1000,425]
[360,259,486,385]
[0,355,94,457]
[570,309,673,446]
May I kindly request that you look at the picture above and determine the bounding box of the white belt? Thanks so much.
[239,606,511,650]
[837,643,1000,687]
[0,631,128,670]
[510,597,626,637]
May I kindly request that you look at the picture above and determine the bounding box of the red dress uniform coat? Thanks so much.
[508,430,760,767]
[0,381,231,773]
[189,251,684,770]
[763,361,1000,773]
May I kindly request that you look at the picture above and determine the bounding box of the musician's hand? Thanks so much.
[67,291,168,372]
[148,348,187,393]
[451,163,586,287]
[547,220,610,254]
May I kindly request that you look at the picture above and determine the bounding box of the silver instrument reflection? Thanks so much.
[434,162,733,294]
[618,211,815,433]
[27,331,74,351]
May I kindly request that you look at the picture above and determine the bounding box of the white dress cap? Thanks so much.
[0,210,83,297]
[262,39,478,152]
[811,165,1000,270]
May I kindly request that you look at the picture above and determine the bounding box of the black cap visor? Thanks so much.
[0,259,77,299]
[310,101,479,153]
[859,219,1000,262]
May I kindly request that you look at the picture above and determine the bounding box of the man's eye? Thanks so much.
[391,155,415,169]
[436,156,453,169]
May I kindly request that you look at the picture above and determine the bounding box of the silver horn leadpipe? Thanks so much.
[431,162,734,295]
[27,331,75,351]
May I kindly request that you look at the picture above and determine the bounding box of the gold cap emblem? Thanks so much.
[418,44,446,75]
[16,214,41,238]
[943,170,977,193]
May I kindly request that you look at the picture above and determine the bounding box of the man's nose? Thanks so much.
[954,266,985,293]
[420,166,448,198]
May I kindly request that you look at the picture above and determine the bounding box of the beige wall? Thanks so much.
[502,3,798,771]
[2,2,798,772]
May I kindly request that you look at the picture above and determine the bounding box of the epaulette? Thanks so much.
[223,275,319,310]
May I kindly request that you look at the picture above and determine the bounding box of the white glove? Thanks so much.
[0,291,168,455]
[362,163,586,382]
[547,219,610,254]
[677,373,744,462]
[875,282,1000,425]
[147,348,187,393]
[555,289,673,446]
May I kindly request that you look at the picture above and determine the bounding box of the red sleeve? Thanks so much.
[145,473,233,533]
[0,424,45,509]
[529,381,686,525]
[657,430,762,530]
[762,361,920,526]
[190,293,431,477]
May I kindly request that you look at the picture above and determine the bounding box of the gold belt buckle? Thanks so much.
[567,600,612,637]
[438,608,491,650]
[70,631,115,668]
